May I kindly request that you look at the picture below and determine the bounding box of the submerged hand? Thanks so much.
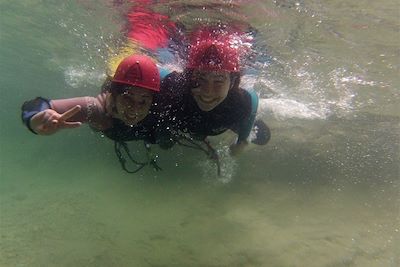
[30,105,82,135]
[229,140,248,156]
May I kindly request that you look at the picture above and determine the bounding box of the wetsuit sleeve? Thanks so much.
[21,97,51,134]
[236,90,259,143]
[158,67,171,79]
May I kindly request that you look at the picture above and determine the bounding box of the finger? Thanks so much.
[38,122,58,134]
[44,118,59,128]
[60,121,82,129]
[59,105,81,122]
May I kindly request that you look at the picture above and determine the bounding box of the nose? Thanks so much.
[125,98,143,111]
[131,100,146,110]
[201,81,213,95]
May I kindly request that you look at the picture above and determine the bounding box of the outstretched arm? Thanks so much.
[230,90,258,155]
[230,90,271,155]
[21,94,110,135]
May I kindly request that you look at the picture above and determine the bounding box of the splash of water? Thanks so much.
[64,65,105,88]
[199,145,237,184]
[260,98,327,120]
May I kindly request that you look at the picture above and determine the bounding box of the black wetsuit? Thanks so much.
[102,113,158,143]
[161,71,253,142]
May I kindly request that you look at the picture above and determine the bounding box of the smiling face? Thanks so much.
[190,70,231,111]
[114,86,153,126]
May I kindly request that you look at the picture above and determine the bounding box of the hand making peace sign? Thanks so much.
[30,105,82,135]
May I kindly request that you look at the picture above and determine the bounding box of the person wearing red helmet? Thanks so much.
[21,55,173,149]
[161,36,270,155]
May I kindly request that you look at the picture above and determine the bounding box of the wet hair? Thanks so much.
[229,72,241,90]
[100,76,113,93]
[110,82,132,96]
[100,76,145,96]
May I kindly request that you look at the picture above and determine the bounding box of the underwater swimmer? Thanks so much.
[22,54,175,148]
[161,36,271,155]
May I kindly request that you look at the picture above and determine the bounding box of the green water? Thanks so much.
[0,1,399,266]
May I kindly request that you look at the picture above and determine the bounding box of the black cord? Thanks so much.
[114,137,220,176]
[114,141,149,174]
[144,142,162,171]
[176,135,221,176]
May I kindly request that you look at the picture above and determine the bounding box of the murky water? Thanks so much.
[0,1,399,266]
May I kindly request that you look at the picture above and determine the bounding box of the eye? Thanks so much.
[191,80,200,88]
[121,94,132,101]
[213,80,225,88]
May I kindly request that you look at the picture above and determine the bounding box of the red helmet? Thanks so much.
[112,55,160,92]
[187,40,239,72]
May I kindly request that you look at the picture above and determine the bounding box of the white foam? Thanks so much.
[200,145,237,184]
[259,98,327,120]
[64,65,105,88]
